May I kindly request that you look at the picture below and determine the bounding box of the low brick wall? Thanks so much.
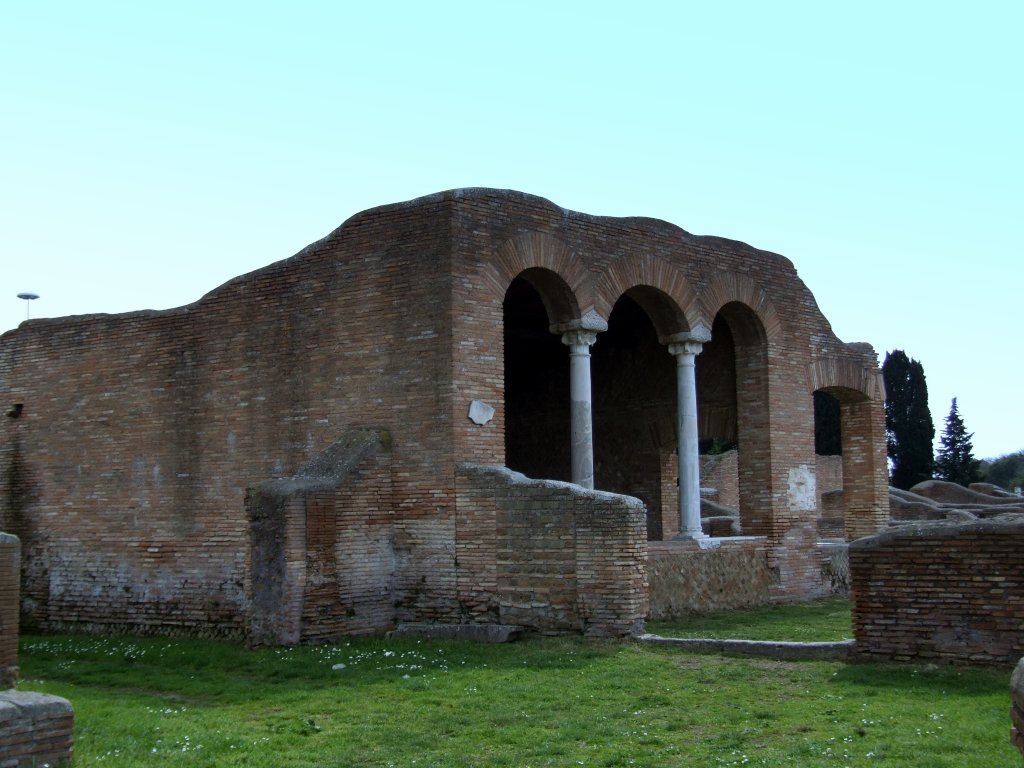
[0,534,18,690]
[647,537,773,619]
[457,465,648,637]
[0,691,74,767]
[1012,658,1024,759]
[850,519,1024,664]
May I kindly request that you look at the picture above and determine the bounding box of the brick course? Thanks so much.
[850,519,1024,664]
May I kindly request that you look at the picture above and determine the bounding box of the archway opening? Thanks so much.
[698,302,770,536]
[592,294,676,540]
[503,274,571,481]
[813,389,844,539]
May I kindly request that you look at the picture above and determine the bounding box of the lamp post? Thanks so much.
[16,292,39,320]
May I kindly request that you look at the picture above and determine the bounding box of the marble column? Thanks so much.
[666,325,712,539]
[561,328,599,489]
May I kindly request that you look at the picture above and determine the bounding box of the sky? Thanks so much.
[1,2,1021,459]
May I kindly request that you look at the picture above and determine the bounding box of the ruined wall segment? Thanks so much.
[456,465,647,637]
[0,533,19,689]
[851,519,1024,664]
[1,196,460,636]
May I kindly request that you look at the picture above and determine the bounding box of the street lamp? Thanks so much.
[16,292,39,320]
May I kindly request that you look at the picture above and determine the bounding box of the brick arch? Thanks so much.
[808,356,884,403]
[701,271,782,344]
[481,231,593,325]
[594,253,702,336]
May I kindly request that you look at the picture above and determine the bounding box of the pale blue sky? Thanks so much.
[2,2,1021,458]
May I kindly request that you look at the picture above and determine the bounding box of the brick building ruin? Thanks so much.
[0,189,890,642]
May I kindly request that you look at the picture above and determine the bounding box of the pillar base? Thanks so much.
[672,532,721,549]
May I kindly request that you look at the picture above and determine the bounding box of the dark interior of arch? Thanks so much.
[503,276,570,481]
[592,294,675,540]
[697,314,738,451]
[814,389,843,455]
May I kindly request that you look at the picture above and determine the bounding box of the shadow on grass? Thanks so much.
[831,660,1009,697]
[19,632,625,705]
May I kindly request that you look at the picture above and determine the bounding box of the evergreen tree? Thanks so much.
[934,397,981,486]
[882,350,934,489]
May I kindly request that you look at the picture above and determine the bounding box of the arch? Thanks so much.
[595,253,702,336]
[503,273,572,481]
[700,271,782,344]
[698,301,772,536]
[483,231,592,325]
[808,356,884,403]
[591,293,677,539]
[513,268,581,330]
[810,368,890,541]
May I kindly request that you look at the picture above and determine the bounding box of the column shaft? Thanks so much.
[562,330,598,489]
[666,325,711,540]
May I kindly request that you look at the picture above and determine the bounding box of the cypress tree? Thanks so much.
[882,350,935,489]
[934,397,981,486]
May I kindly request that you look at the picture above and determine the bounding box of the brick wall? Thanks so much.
[700,450,740,511]
[0,692,74,767]
[246,430,396,645]
[851,519,1024,664]
[647,538,772,618]
[0,533,17,689]
[456,465,647,637]
[2,196,459,637]
[1,188,888,638]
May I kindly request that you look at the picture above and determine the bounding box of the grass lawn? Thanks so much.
[17,614,1017,767]
[645,597,854,642]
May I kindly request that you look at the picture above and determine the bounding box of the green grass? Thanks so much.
[646,597,854,642]
[17,623,1017,767]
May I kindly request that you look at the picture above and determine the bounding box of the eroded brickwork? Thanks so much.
[851,519,1024,664]
[0,692,74,767]
[647,538,773,618]
[457,465,647,637]
[0,534,17,689]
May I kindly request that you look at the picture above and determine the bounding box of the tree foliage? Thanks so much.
[882,350,934,489]
[934,397,981,486]
[979,450,1024,491]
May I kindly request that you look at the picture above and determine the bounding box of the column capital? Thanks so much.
[561,329,599,349]
[664,322,712,358]
[551,310,608,338]
[555,311,607,350]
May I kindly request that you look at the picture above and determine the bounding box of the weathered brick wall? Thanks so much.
[247,431,396,645]
[2,198,459,637]
[700,450,740,511]
[647,538,773,618]
[1,188,889,637]
[457,465,647,636]
[816,455,843,497]
[0,692,75,767]
[0,533,17,689]
[851,519,1024,664]
[0,534,75,767]
[446,189,886,602]
[1012,657,1024,758]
